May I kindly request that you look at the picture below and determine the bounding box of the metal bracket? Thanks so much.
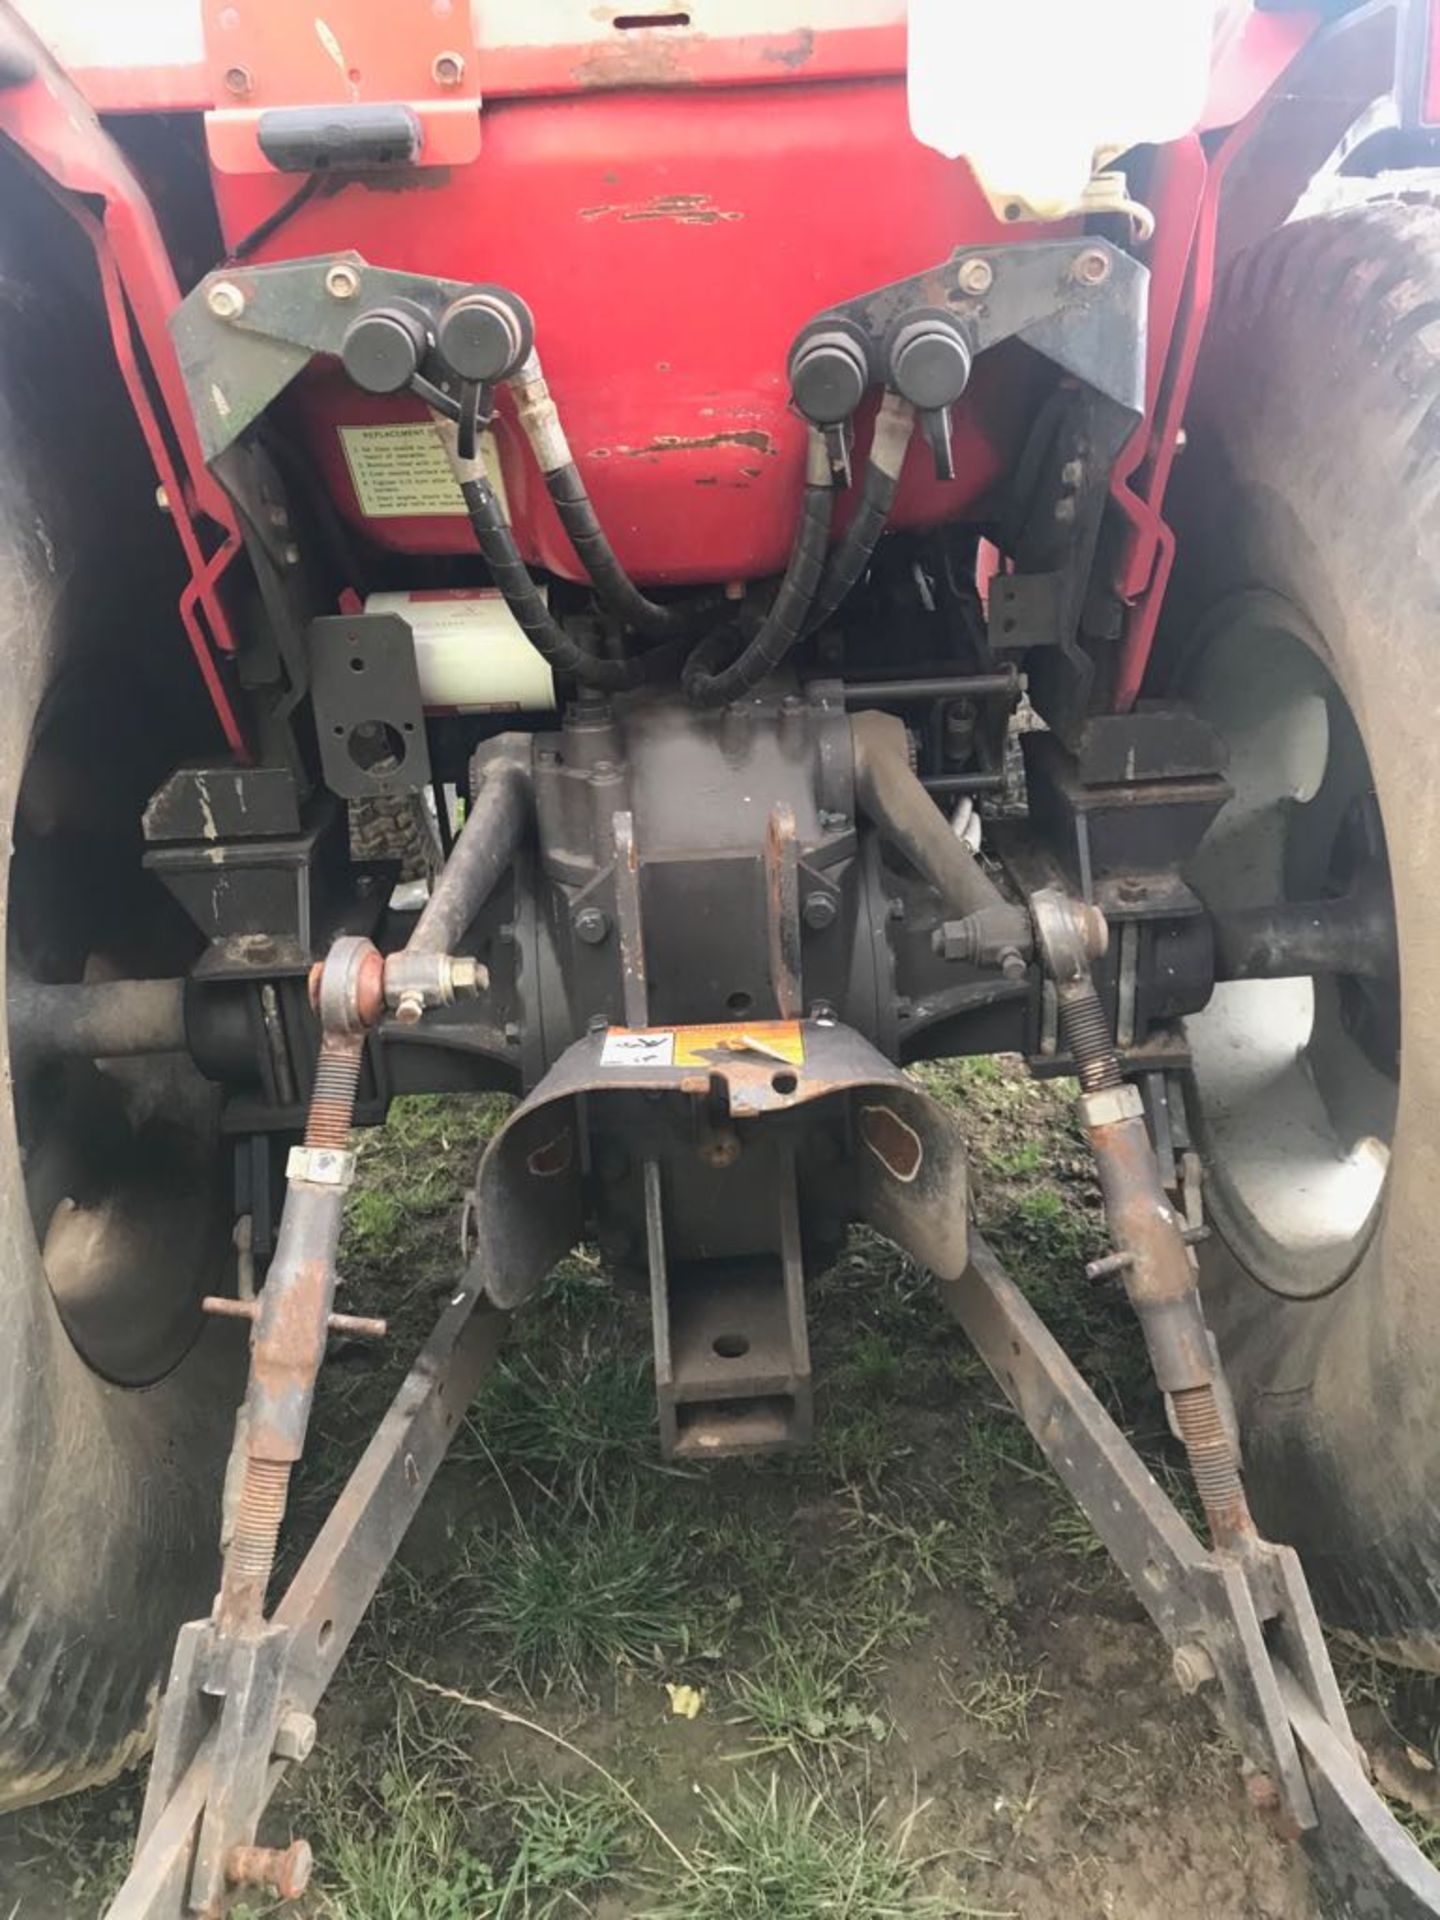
[943,1232,1440,1917]
[817,238,1147,419]
[307,612,432,802]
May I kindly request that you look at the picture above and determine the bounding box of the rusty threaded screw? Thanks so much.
[305,1037,365,1150]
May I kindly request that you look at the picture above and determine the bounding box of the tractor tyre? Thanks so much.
[1155,196,1440,1663]
[0,222,242,1806]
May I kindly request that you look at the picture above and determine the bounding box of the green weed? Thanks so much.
[636,1775,942,1920]
[458,1493,695,1693]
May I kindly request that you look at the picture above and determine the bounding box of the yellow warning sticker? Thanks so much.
[338,423,508,520]
[599,1021,806,1070]
[673,1020,805,1068]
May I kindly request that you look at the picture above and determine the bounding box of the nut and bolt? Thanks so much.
[226,1839,313,1901]
[206,280,246,320]
[432,49,467,86]
[273,1709,318,1762]
[574,906,611,946]
[325,262,362,301]
[394,990,426,1027]
[1170,1642,1216,1696]
[698,1126,742,1169]
[222,64,253,96]
[802,892,837,932]
[1072,246,1111,287]
[956,256,994,297]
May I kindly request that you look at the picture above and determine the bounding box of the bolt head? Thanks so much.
[207,279,246,320]
[274,1709,318,1762]
[802,891,837,932]
[957,256,994,297]
[1170,1642,1216,1695]
[1072,247,1111,287]
[574,906,610,946]
[223,63,253,96]
[432,49,466,86]
[325,261,362,301]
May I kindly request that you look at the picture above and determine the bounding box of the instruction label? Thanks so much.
[338,423,508,520]
[599,1021,806,1070]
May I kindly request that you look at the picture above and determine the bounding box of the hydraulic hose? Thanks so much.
[431,412,686,691]
[511,356,725,642]
[806,391,915,634]
[680,428,836,707]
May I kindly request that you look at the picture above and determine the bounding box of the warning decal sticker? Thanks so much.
[600,1029,676,1068]
[338,424,509,520]
[599,1022,805,1070]
[674,1021,804,1068]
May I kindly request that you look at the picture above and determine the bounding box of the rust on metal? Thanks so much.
[763,803,802,1019]
[760,27,816,68]
[578,192,743,226]
[859,1102,923,1183]
[525,1128,575,1178]
[613,808,650,1029]
[225,1838,312,1900]
[615,429,776,458]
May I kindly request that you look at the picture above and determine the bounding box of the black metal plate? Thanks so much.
[307,611,432,802]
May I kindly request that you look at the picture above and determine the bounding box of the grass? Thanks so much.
[456,1491,698,1694]
[946,1654,1054,1742]
[461,1348,657,1498]
[635,1775,942,1920]
[727,1614,890,1768]
[492,1781,630,1917]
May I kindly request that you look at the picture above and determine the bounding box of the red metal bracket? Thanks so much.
[0,7,249,756]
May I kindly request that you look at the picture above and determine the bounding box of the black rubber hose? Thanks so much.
[806,393,915,635]
[457,471,687,691]
[510,356,725,642]
[681,440,835,707]
[431,408,685,691]
[544,463,726,642]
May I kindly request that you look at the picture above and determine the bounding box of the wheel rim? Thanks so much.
[1181,591,1399,1300]
[5,685,227,1385]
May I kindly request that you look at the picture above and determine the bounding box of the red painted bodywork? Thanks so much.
[0,0,1428,731]
[226,83,1043,586]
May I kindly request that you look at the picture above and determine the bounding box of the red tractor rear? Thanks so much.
[0,2,1438,1910]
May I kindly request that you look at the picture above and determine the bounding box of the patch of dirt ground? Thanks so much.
[1,1060,1429,1918]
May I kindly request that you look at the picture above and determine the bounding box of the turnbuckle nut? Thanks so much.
[1075,1083,1144,1130]
[285,1145,358,1188]
[226,1839,313,1901]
